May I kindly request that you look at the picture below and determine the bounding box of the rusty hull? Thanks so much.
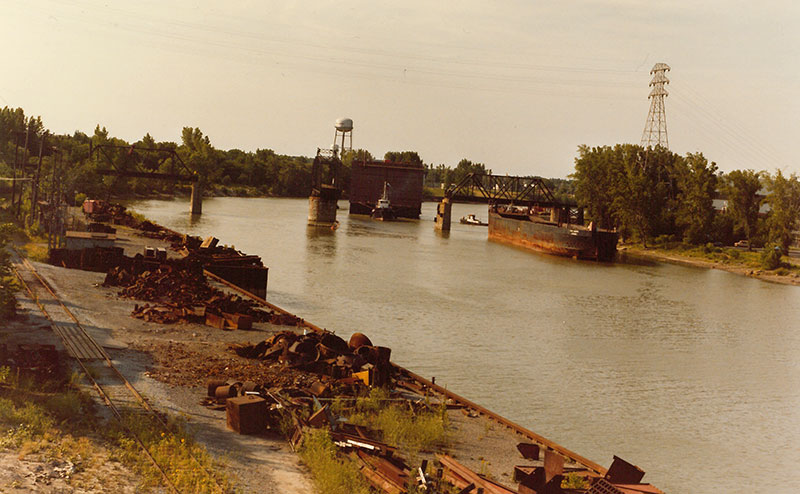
[488,210,617,262]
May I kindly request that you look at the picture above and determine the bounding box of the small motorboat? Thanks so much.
[460,214,487,226]
[371,182,396,221]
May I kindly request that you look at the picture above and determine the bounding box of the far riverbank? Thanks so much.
[620,244,800,286]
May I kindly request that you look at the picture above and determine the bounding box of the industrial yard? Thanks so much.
[1,202,665,493]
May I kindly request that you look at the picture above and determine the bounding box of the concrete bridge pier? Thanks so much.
[308,185,339,227]
[434,198,452,232]
[190,179,203,215]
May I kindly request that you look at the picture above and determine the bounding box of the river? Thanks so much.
[127,196,800,494]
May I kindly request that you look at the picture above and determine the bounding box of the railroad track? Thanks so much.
[12,252,227,494]
[205,270,609,475]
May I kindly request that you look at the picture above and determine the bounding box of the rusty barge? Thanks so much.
[489,205,618,261]
[435,173,618,261]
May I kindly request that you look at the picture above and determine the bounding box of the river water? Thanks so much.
[128,197,800,494]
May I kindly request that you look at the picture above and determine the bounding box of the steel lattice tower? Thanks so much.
[640,62,670,148]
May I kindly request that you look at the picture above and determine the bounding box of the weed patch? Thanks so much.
[104,411,232,493]
[298,428,371,494]
[344,388,449,457]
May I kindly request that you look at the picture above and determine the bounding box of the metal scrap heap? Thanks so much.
[213,329,663,494]
[230,330,391,386]
[103,256,290,328]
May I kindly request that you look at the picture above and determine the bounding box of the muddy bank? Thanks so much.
[621,246,800,286]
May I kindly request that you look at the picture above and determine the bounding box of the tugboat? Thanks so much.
[371,182,396,221]
[459,214,487,226]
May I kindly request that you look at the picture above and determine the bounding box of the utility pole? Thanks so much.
[49,147,58,204]
[18,122,30,218]
[640,63,671,149]
[31,130,46,226]
[10,131,21,211]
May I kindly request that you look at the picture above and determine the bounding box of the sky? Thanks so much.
[1,0,798,178]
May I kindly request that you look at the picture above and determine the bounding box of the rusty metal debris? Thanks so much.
[226,395,268,434]
[438,454,517,494]
[231,330,393,385]
[513,452,662,494]
[103,256,292,329]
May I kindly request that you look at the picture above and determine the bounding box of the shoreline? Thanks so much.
[620,245,800,286]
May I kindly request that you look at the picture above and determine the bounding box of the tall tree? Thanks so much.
[674,153,718,244]
[451,158,489,185]
[765,170,800,253]
[611,145,672,247]
[571,144,623,229]
[384,151,422,166]
[723,169,763,250]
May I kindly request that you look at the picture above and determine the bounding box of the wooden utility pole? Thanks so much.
[31,131,46,226]
[17,123,30,218]
[10,131,21,211]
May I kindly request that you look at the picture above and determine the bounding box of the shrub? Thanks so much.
[761,245,782,270]
[74,193,87,207]
[0,223,18,319]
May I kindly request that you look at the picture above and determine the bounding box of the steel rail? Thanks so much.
[16,255,227,493]
[11,261,181,494]
[202,267,608,474]
[12,253,228,494]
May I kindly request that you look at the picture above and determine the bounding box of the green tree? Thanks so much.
[674,153,718,244]
[0,224,18,319]
[611,146,673,247]
[723,169,763,250]
[572,144,621,229]
[451,158,489,185]
[765,170,800,253]
[384,151,422,166]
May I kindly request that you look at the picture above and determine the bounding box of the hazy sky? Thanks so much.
[2,0,798,177]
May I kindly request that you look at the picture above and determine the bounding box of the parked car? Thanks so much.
[734,240,749,248]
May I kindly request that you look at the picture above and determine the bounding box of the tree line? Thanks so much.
[571,144,800,252]
[0,106,508,206]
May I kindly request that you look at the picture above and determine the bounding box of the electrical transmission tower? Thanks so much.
[640,62,670,149]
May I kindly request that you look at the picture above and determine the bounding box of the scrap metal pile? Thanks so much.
[209,331,441,494]
[103,256,296,328]
[211,329,663,494]
[230,330,391,385]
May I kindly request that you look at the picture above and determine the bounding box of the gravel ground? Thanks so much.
[12,231,315,494]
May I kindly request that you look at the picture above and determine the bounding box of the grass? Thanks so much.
[0,368,95,460]
[298,428,372,494]
[635,241,800,275]
[0,365,233,493]
[104,411,232,493]
[337,388,449,458]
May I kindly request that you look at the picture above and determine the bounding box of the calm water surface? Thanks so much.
[128,197,800,494]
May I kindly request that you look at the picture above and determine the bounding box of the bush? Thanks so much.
[761,245,782,270]
[74,192,87,207]
[0,223,18,319]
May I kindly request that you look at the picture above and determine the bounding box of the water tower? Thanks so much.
[333,118,353,158]
[308,118,353,227]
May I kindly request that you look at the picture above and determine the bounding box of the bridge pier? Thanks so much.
[434,198,452,232]
[190,180,203,215]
